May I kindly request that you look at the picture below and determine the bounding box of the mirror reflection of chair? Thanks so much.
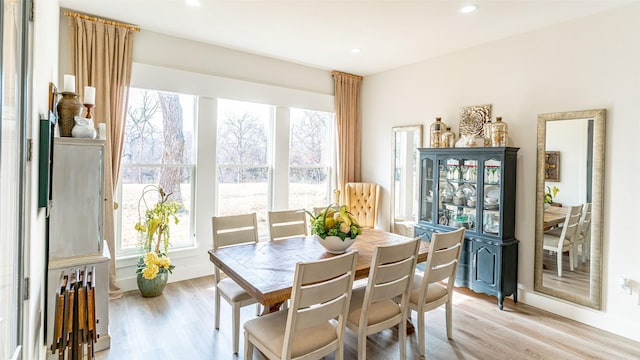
[407,228,465,358]
[243,251,357,360]
[345,238,420,360]
[575,203,592,263]
[211,213,260,354]
[543,205,582,277]
[344,182,380,229]
[268,209,307,241]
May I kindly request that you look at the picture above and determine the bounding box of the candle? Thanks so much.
[84,86,96,105]
[63,74,75,93]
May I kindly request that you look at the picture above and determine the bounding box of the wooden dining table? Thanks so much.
[208,229,430,314]
[544,206,568,229]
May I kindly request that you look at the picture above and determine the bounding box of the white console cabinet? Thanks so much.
[46,138,111,356]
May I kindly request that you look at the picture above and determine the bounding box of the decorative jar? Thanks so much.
[491,117,508,147]
[429,117,447,148]
[136,271,168,298]
[57,92,83,137]
[71,117,97,139]
[440,127,456,148]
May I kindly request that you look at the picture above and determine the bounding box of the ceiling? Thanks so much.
[58,0,633,76]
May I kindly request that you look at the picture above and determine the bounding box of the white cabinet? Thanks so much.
[46,138,111,356]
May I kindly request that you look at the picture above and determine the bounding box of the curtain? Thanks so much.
[332,71,362,204]
[68,15,136,299]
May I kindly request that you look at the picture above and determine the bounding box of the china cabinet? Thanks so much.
[415,147,519,309]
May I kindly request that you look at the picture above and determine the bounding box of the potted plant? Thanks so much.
[306,205,362,254]
[544,185,559,209]
[134,185,180,297]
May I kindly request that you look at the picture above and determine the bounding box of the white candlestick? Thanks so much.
[63,74,76,93]
[84,86,96,105]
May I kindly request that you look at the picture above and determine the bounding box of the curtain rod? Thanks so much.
[63,10,140,32]
[331,70,363,80]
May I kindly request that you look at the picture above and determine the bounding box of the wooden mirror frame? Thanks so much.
[390,125,423,235]
[534,109,606,309]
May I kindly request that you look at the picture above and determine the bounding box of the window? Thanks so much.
[288,108,333,210]
[117,88,196,256]
[216,99,272,234]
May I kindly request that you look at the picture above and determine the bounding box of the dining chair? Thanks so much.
[346,238,420,360]
[211,213,260,354]
[407,228,465,358]
[344,182,380,229]
[243,251,358,360]
[543,205,582,277]
[575,203,592,263]
[268,209,308,241]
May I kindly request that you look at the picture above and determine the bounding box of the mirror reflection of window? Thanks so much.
[391,125,422,236]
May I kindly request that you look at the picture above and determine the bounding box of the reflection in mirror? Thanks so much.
[534,109,605,309]
[391,125,423,237]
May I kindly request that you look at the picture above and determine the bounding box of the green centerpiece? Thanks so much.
[307,205,362,253]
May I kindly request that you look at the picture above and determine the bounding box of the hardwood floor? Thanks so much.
[97,276,640,360]
[543,250,590,297]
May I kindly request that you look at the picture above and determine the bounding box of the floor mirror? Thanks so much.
[534,109,606,309]
[390,125,422,236]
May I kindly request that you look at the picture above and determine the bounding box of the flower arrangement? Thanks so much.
[545,185,559,205]
[134,185,180,280]
[306,205,362,241]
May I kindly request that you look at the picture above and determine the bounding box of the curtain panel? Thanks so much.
[68,15,136,298]
[332,71,362,204]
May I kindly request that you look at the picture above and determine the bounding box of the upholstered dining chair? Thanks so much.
[268,209,308,241]
[543,205,582,277]
[408,228,465,358]
[243,251,358,360]
[344,182,380,229]
[346,238,420,360]
[211,213,260,354]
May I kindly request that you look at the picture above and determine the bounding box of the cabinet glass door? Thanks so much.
[420,157,434,223]
[482,158,502,235]
[438,157,477,232]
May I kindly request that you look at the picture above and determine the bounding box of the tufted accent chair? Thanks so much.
[344,182,380,229]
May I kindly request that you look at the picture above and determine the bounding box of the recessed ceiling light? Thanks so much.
[351,48,361,54]
[459,4,478,14]
[185,0,201,7]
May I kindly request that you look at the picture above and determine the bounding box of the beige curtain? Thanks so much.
[68,15,137,299]
[332,71,362,204]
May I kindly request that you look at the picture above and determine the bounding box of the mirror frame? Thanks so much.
[534,109,606,309]
[390,125,423,234]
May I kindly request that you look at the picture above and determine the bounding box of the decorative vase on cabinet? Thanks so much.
[415,146,519,310]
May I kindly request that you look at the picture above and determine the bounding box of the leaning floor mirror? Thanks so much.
[390,125,422,237]
[534,109,606,309]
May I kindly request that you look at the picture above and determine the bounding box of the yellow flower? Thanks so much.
[144,252,159,265]
[157,256,171,269]
[142,263,159,280]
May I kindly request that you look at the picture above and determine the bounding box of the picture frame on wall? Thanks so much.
[545,151,560,182]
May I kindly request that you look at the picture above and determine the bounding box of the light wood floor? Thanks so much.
[97,276,640,360]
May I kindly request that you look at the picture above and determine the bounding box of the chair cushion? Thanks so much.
[409,273,448,305]
[217,278,253,302]
[347,286,401,326]
[243,310,337,358]
[543,235,570,248]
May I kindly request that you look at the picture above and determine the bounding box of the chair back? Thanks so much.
[578,203,592,241]
[419,228,466,301]
[558,205,582,245]
[268,209,307,241]
[212,213,259,250]
[344,182,380,229]
[359,238,420,328]
[282,251,358,359]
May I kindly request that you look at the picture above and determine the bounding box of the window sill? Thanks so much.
[115,245,200,269]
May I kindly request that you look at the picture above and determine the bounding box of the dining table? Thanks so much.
[208,229,430,314]
[544,206,568,229]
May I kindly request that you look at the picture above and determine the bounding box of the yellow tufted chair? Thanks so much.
[344,182,381,229]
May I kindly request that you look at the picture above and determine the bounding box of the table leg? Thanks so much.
[261,302,284,315]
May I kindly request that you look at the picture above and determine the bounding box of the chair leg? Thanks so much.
[233,303,240,354]
[569,248,575,271]
[336,334,344,360]
[399,315,407,360]
[244,332,254,360]
[417,310,426,357]
[557,251,563,277]
[357,329,366,360]
[446,299,453,339]
[255,303,260,316]
[214,289,221,330]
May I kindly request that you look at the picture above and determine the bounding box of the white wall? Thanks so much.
[361,2,640,341]
[30,1,60,359]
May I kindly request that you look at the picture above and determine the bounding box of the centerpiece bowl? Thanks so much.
[307,205,362,254]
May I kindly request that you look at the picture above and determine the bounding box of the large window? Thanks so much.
[216,99,272,233]
[117,88,196,256]
[288,108,333,210]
